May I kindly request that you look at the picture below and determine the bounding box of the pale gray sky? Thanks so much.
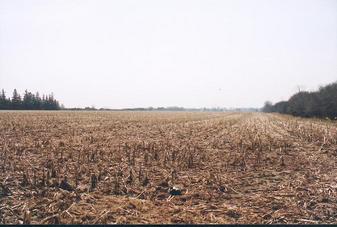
[0,0,336,108]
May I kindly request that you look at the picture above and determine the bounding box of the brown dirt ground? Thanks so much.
[1,111,337,224]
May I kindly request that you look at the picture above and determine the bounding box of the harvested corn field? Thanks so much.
[1,111,337,224]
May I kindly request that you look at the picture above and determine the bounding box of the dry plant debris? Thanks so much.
[1,111,337,224]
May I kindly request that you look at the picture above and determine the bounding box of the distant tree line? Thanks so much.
[65,106,259,112]
[0,89,61,110]
[262,81,337,119]
[119,106,246,112]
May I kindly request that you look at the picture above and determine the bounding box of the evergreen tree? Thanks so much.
[0,89,62,110]
[33,92,42,109]
[23,90,35,109]
[0,89,9,109]
[11,89,22,110]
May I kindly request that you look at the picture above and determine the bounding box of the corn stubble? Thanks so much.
[1,111,337,224]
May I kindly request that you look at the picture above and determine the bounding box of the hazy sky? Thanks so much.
[0,0,336,108]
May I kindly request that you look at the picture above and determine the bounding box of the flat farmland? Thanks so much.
[1,111,337,224]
